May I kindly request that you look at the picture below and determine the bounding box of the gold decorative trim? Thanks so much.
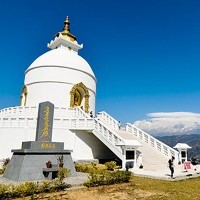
[20,85,28,106]
[70,82,90,113]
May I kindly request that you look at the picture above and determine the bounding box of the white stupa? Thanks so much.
[22,17,96,113]
[0,17,99,162]
[0,17,187,173]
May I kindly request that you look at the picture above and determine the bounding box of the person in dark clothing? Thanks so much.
[168,156,175,178]
[90,111,93,118]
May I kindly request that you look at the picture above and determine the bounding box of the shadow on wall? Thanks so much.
[74,130,118,161]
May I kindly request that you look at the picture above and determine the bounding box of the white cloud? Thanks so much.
[134,112,200,136]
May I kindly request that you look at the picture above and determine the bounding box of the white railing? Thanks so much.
[93,118,124,159]
[0,106,89,128]
[54,107,76,117]
[54,118,94,130]
[0,116,95,129]
[0,106,38,117]
[0,117,37,128]
[126,123,179,160]
[67,117,124,160]
[97,111,120,130]
[0,106,80,118]
[74,107,91,118]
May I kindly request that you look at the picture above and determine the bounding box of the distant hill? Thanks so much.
[156,134,200,159]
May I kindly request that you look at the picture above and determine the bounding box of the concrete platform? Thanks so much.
[133,166,200,181]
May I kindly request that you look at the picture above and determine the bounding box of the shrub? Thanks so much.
[11,182,38,197]
[75,163,106,173]
[39,179,70,193]
[3,158,10,168]
[75,163,90,173]
[84,170,132,187]
[57,167,70,181]
[0,178,71,199]
[51,179,70,191]
[40,180,52,193]
[105,161,119,171]
[56,155,64,167]
[0,184,11,199]
[0,158,10,175]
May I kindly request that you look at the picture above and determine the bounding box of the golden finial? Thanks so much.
[55,16,76,42]
[63,16,70,32]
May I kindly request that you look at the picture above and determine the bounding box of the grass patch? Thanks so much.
[61,176,200,200]
[133,176,200,200]
[12,174,200,200]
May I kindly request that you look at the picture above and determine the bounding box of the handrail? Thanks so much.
[126,123,179,160]
[0,106,38,117]
[74,107,91,118]
[96,111,120,130]
[0,106,78,118]
[0,117,94,129]
[0,106,91,119]
[92,118,124,159]
[0,106,86,128]
[66,117,124,159]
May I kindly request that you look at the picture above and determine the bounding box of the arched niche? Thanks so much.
[20,85,28,106]
[70,82,90,113]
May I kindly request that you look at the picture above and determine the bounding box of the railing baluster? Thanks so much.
[126,123,178,160]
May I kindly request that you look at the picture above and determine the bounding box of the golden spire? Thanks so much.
[55,16,76,42]
[63,16,70,33]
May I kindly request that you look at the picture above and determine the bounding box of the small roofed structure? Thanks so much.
[116,140,142,169]
[174,143,192,164]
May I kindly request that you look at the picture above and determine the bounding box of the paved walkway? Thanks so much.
[0,172,89,186]
[64,172,88,186]
[133,167,200,181]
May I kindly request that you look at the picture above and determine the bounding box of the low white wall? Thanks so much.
[0,127,35,159]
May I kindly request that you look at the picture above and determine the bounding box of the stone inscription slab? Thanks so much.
[21,141,64,151]
[35,101,54,142]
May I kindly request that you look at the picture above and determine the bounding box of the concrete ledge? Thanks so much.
[12,149,72,154]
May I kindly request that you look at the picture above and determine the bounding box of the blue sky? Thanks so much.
[0,0,200,126]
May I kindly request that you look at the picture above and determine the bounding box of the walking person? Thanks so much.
[168,156,175,178]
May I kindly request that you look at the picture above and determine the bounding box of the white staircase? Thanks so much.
[96,111,120,130]
[94,111,179,171]
[116,129,170,170]
[67,110,179,170]
[68,116,125,161]
[125,123,179,161]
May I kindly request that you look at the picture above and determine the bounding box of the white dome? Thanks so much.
[22,24,96,112]
[25,48,95,78]
[23,46,96,112]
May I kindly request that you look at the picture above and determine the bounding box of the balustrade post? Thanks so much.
[9,117,11,127]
